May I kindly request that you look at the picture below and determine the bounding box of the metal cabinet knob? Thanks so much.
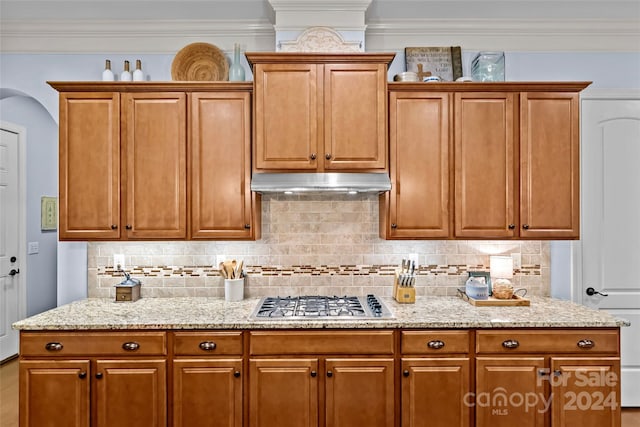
[244,224,251,229]
[96,373,103,379]
[111,224,118,230]
[311,371,317,377]
[326,371,333,378]
[78,371,87,379]
[427,340,445,350]
[403,370,410,377]
[391,223,397,229]
[234,371,241,378]
[122,342,140,351]
[508,224,516,230]
[45,342,63,352]
[502,339,520,349]
[199,341,217,351]
[522,224,530,230]
[125,224,132,230]
[577,339,595,349]
[310,153,317,160]
[325,153,332,160]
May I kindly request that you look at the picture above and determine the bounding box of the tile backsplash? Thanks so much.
[88,194,550,299]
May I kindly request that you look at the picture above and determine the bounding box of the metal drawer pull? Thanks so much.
[199,341,217,351]
[122,342,140,351]
[577,339,595,349]
[45,342,63,352]
[427,340,445,350]
[502,339,520,349]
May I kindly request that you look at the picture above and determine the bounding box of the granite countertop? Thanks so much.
[13,296,630,331]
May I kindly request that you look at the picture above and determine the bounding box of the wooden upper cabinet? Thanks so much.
[58,92,120,240]
[190,91,260,239]
[382,91,450,239]
[248,53,394,172]
[253,63,319,170]
[520,92,580,238]
[455,92,517,238]
[122,92,187,239]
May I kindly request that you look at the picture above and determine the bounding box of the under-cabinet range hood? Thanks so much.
[250,172,392,194]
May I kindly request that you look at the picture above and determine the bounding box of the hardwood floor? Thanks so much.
[1,358,639,427]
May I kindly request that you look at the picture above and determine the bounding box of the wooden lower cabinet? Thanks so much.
[173,359,243,427]
[95,359,166,427]
[19,360,91,427]
[325,358,395,427]
[475,357,547,427]
[550,357,621,427]
[401,358,471,427]
[249,358,319,427]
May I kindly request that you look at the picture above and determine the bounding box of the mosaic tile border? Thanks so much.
[98,264,542,278]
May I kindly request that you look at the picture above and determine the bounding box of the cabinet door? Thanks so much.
[325,358,394,427]
[19,360,90,427]
[384,91,450,238]
[173,359,243,427]
[475,357,546,427]
[520,92,580,238]
[253,63,319,170]
[550,357,621,427]
[190,92,258,239]
[323,63,387,170]
[94,359,166,427]
[455,93,517,238]
[59,92,120,240]
[249,358,319,427]
[123,93,187,238]
[401,358,471,427]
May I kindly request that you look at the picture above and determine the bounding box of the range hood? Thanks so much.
[250,172,392,194]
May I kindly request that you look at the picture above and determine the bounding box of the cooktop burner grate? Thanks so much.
[251,295,393,320]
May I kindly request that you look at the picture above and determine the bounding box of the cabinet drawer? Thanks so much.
[401,330,470,354]
[250,331,395,355]
[476,329,619,354]
[20,331,167,357]
[173,331,243,356]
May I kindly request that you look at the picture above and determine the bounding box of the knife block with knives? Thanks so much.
[394,259,416,303]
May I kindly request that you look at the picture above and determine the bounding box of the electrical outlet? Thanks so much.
[511,253,522,270]
[114,254,125,270]
[216,255,226,266]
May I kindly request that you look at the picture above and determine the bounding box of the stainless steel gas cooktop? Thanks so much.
[250,295,393,320]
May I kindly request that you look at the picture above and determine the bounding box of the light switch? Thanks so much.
[28,242,39,254]
[40,196,57,231]
[114,254,125,270]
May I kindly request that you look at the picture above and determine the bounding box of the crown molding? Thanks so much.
[1,17,638,53]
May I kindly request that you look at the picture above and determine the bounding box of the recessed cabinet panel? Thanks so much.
[455,93,516,238]
[190,92,257,239]
[123,93,187,239]
[249,358,319,427]
[324,64,387,170]
[254,64,318,170]
[59,93,120,240]
[520,93,580,238]
[385,91,450,238]
[19,360,91,427]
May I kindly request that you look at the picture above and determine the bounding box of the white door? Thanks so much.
[580,95,640,406]
[0,127,21,361]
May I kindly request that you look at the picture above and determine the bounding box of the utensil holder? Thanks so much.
[224,278,244,302]
[393,272,415,304]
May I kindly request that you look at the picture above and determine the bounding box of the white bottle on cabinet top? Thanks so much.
[120,60,132,82]
[102,59,114,81]
[133,59,144,81]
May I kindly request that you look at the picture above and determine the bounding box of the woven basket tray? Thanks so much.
[171,42,229,81]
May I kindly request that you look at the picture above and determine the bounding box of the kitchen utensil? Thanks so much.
[219,262,227,279]
[235,260,244,278]
[223,261,235,280]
